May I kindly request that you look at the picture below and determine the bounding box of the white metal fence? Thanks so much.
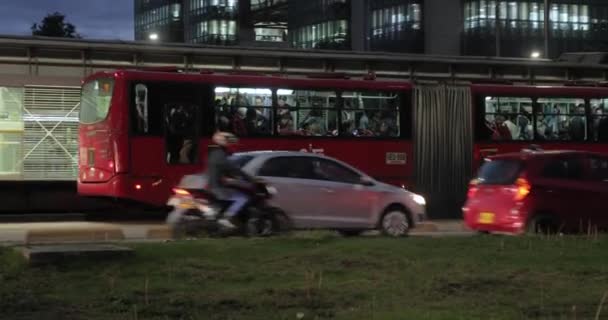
[0,85,80,181]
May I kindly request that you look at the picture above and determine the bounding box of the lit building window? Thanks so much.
[191,19,237,44]
[255,27,287,42]
[464,1,590,37]
[189,0,238,13]
[370,3,422,38]
[292,20,348,49]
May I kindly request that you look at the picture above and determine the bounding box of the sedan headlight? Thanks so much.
[412,194,426,206]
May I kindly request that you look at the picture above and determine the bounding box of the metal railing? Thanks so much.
[0,35,607,84]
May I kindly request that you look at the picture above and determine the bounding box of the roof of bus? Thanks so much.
[83,70,413,91]
[471,83,608,97]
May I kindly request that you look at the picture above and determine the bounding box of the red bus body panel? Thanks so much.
[78,71,413,207]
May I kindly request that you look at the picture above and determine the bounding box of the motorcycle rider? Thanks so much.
[207,131,256,228]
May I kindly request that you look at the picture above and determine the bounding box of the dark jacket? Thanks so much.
[207,145,254,198]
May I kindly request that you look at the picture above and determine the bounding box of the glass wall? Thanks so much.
[371,2,421,37]
[189,0,238,16]
[463,1,596,35]
[291,20,349,49]
[462,0,608,57]
[134,0,184,41]
[191,19,238,44]
[251,0,287,11]
[187,0,239,44]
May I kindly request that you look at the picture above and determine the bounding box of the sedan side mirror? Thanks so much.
[359,176,375,186]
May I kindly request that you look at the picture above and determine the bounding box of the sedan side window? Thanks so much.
[258,156,315,179]
[313,159,361,184]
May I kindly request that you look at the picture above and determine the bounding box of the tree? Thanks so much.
[31,12,80,38]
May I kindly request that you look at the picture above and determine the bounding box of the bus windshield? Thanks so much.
[80,78,115,124]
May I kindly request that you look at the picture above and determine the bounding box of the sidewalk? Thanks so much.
[0,220,471,245]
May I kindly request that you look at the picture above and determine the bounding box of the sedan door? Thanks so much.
[255,156,329,228]
[308,157,377,229]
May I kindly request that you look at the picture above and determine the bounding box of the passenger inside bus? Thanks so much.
[165,104,197,165]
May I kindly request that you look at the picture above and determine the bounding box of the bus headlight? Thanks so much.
[412,194,426,206]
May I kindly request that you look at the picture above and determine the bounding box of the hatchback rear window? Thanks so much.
[476,159,523,185]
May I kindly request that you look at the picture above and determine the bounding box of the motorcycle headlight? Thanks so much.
[412,194,426,206]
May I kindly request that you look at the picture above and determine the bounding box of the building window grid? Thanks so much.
[188,0,238,18]
[292,20,348,49]
[191,19,238,44]
[251,0,287,11]
[464,1,592,37]
[136,3,182,37]
[371,3,422,38]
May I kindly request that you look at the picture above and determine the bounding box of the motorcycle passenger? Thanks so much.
[207,131,256,228]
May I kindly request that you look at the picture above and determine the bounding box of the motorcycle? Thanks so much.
[166,173,290,238]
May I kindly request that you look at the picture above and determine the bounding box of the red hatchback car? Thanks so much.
[463,148,608,234]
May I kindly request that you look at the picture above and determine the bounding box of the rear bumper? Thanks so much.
[462,205,530,235]
[78,174,173,207]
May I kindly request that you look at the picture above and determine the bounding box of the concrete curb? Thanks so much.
[146,226,173,240]
[0,220,470,245]
[25,227,125,244]
[413,222,439,232]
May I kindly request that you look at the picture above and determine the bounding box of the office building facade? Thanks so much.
[134,0,608,58]
[462,0,608,58]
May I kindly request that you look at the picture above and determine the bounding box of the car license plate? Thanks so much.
[478,212,495,224]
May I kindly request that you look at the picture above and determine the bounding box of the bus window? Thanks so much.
[276,89,337,136]
[341,91,400,138]
[214,87,273,136]
[589,99,608,142]
[80,78,114,124]
[134,84,149,133]
[482,96,533,141]
[165,103,198,165]
[537,97,586,141]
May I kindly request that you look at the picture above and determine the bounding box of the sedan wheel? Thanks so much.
[381,210,410,237]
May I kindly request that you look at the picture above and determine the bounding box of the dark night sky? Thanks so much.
[0,0,134,40]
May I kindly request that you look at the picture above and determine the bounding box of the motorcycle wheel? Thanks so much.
[243,207,291,237]
[168,210,209,239]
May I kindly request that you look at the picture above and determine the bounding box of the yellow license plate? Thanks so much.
[478,212,495,224]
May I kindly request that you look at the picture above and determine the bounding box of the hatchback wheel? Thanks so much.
[380,210,410,237]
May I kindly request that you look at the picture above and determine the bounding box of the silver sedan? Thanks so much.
[232,151,426,237]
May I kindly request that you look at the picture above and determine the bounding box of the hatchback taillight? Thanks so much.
[513,178,531,201]
[467,179,479,198]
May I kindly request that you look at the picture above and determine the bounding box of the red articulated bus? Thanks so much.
[471,84,608,169]
[78,69,414,207]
